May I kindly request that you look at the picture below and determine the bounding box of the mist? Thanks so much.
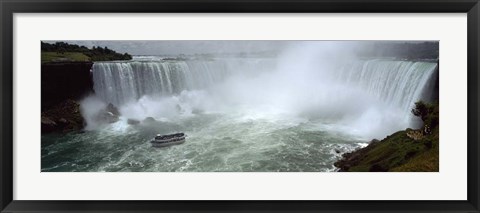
[80,41,437,140]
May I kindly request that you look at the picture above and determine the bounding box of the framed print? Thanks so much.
[1,0,479,212]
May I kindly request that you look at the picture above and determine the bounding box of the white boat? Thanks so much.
[151,133,186,147]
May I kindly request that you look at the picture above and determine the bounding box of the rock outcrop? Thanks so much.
[41,99,85,133]
[127,119,140,125]
[106,103,120,117]
[94,103,120,124]
[94,111,119,124]
[143,117,156,124]
[41,62,94,110]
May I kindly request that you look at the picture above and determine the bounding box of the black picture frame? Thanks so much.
[1,0,479,212]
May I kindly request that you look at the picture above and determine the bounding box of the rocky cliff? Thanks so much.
[41,62,94,110]
[41,62,94,133]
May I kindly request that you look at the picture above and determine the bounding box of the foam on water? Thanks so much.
[42,43,438,172]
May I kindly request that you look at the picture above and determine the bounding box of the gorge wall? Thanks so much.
[41,62,94,133]
[41,62,94,110]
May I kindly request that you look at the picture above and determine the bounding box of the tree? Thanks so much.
[42,42,133,62]
[411,101,430,122]
[411,101,439,134]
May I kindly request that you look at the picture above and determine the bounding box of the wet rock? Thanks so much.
[127,118,140,125]
[143,117,156,124]
[95,110,119,124]
[334,145,374,172]
[41,99,85,134]
[106,103,120,116]
[93,103,122,124]
[58,118,68,124]
[335,149,341,154]
[41,116,57,133]
[41,116,56,125]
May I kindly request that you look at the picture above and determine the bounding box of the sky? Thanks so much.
[48,40,291,56]
[47,40,437,57]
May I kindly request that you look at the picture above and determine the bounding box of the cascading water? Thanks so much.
[92,57,437,130]
[335,60,438,123]
[42,47,439,172]
[92,58,274,106]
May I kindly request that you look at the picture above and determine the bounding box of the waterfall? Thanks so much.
[92,59,273,105]
[91,57,438,131]
[336,60,438,114]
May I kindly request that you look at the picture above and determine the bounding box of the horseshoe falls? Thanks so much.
[92,59,273,106]
[92,58,437,127]
[42,50,438,172]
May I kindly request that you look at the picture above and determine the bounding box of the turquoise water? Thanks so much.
[41,55,436,172]
[41,112,365,172]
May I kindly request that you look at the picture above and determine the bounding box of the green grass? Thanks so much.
[348,131,420,172]
[335,101,439,172]
[391,128,439,172]
[336,127,439,172]
[42,52,91,63]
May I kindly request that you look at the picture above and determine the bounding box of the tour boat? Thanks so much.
[151,133,186,147]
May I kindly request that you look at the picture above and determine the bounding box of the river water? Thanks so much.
[41,49,438,172]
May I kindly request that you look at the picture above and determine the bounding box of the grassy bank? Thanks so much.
[41,52,91,63]
[334,101,439,172]
[41,41,132,63]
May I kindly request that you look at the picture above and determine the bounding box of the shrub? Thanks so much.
[412,100,439,131]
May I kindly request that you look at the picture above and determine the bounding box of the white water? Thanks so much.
[43,44,439,172]
[90,49,437,140]
[92,58,274,106]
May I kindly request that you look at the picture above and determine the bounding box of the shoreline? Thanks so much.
[334,101,439,172]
